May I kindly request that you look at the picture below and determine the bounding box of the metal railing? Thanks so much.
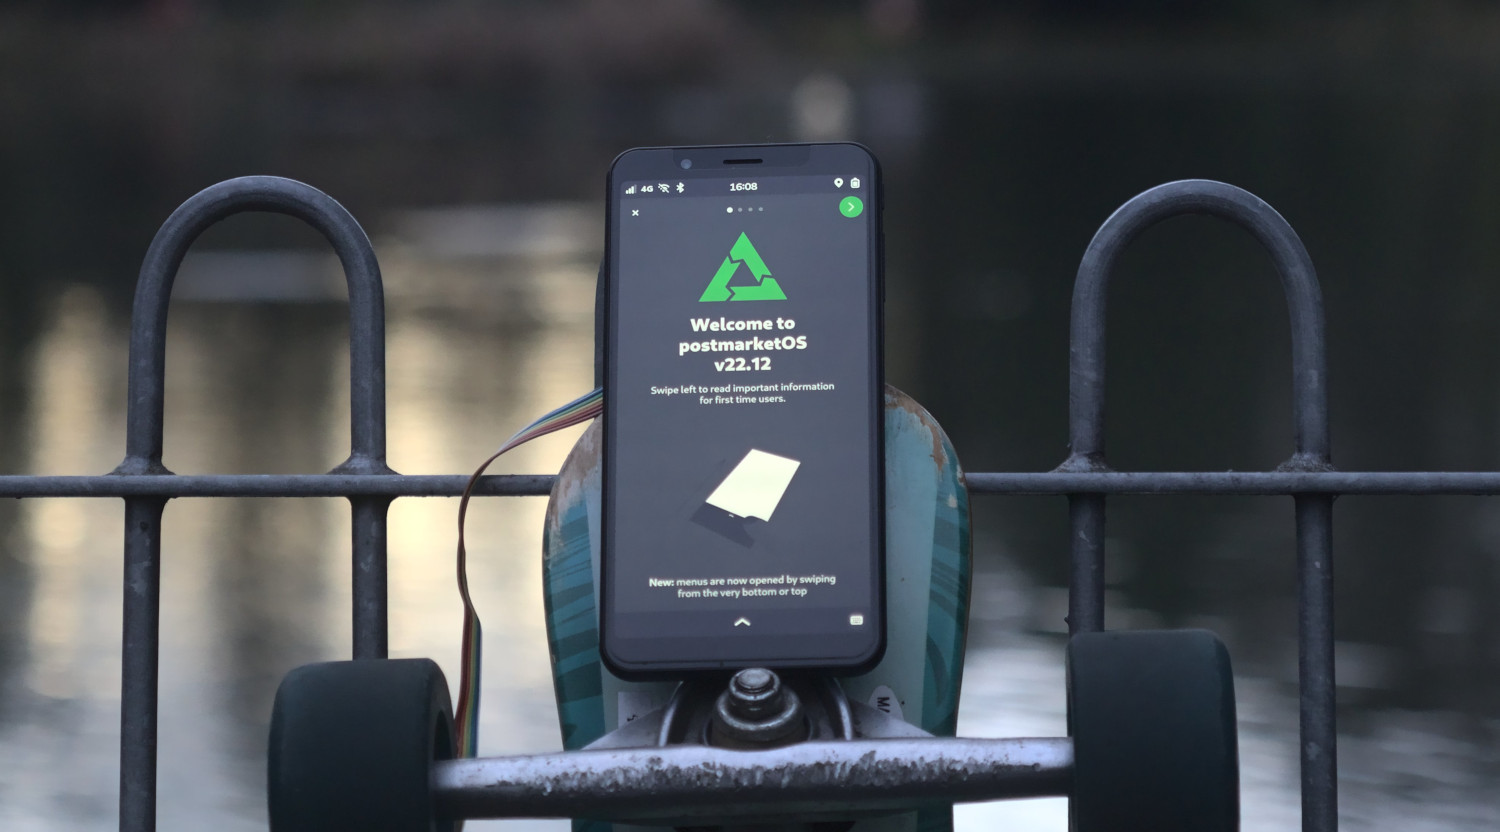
[2,174,1482,832]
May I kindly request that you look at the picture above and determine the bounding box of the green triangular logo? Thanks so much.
[699,233,786,302]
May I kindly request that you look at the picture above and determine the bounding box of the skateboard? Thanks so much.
[542,385,972,832]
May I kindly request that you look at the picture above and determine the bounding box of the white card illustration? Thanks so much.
[705,449,801,522]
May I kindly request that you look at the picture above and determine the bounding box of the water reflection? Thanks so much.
[4,287,129,828]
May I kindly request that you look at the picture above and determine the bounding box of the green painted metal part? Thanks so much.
[541,386,972,832]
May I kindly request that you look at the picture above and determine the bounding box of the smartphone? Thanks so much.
[600,143,885,677]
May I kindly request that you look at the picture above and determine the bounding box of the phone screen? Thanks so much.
[602,144,884,675]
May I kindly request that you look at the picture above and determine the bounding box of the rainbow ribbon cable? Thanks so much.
[454,387,603,758]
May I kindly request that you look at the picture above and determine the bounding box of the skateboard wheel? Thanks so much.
[1067,629,1239,832]
[268,659,456,832]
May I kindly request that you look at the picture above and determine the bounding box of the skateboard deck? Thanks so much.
[542,385,971,832]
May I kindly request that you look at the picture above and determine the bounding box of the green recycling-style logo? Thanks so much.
[699,233,786,302]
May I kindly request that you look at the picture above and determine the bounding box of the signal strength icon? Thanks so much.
[625,184,636,195]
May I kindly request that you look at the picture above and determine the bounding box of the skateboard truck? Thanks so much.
[269,632,1236,830]
[427,666,1075,827]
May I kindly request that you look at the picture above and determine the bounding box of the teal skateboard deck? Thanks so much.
[542,385,971,832]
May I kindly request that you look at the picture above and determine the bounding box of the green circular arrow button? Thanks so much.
[839,195,864,218]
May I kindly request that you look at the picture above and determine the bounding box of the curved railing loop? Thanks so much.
[1063,178,1329,471]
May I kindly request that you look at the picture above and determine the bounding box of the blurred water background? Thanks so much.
[3,1,1500,829]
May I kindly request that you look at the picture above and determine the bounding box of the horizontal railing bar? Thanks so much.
[0,474,556,498]
[966,471,1500,495]
[431,737,1073,821]
[11,471,1500,499]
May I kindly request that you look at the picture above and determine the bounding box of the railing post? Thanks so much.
[1059,179,1336,832]
[112,175,392,832]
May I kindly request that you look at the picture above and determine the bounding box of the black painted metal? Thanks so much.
[1058,179,1336,832]
[0,474,555,498]
[108,176,393,832]
[118,497,164,832]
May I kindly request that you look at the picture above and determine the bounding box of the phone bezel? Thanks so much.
[599,142,886,679]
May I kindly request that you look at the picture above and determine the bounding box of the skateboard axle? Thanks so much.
[430,736,1072,822]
